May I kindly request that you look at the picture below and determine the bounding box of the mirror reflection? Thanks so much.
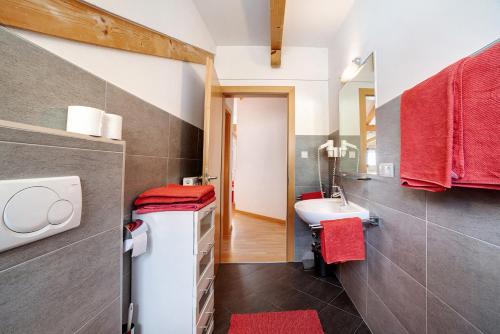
[339,54,376,175]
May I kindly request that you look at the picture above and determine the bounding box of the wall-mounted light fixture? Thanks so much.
[340,57,363,83]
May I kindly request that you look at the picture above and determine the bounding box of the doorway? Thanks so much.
[221,95,288,263]
[218,86,295,263]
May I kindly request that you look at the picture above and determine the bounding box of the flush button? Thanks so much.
[3,187,59,233]
[48,200,74,225]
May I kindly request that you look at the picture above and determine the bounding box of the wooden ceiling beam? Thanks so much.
[270,0,286,68]
[0,0,213,65]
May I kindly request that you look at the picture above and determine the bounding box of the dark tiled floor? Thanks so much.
[214,263,371,334]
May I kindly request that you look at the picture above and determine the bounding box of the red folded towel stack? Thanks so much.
[401,42,500,192]
[320,217,365,264]
[134,184,216,214]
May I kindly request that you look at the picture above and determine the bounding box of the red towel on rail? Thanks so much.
[300,191,323,200]
[320,218,365,264]
[451,42,500,189]
[400,58,467,192]
[400,41,500,191]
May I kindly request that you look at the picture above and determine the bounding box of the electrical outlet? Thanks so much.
[301,150,308,158]
[378,163,395,177]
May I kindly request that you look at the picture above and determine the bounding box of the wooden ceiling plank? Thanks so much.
[270,0,286,67]
[0,0,213,65]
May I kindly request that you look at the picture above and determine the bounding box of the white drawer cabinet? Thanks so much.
[131,202,216,334]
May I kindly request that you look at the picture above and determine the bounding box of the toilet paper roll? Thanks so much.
[66,106,104,136]
[102,113,123,140]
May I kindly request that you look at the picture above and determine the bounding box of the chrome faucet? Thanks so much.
[338,184,349,206]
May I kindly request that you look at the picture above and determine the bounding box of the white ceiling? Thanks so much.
[193,0,354,48]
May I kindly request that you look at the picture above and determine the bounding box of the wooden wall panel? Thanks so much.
[0,0,213,64]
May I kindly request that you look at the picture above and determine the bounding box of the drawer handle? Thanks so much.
[199,277,215,295]
[201,243,215,255]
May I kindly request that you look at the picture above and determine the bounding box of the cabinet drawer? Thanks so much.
[196,239,214,282]
[195,204,215,245]
[195,225,214,255]
[196,290,214,334]
[196,261,215,321]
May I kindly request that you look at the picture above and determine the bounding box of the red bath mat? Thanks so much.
[228,310,324,334]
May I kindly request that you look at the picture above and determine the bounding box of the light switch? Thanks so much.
[348,151,356,159]
[301,151,309,158]
[378,163,395,177]
[0,176,82,252]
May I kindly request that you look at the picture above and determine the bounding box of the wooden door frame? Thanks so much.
[219,86,295,262]
[222,108,232,237]
[358,88,375,174]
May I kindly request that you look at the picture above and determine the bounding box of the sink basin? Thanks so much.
[294,198,369,226]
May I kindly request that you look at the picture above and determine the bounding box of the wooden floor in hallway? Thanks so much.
[221,211,286,263]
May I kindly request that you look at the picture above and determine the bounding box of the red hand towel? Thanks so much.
[135,184,214,201]
[300,191,323,200]
[400,58,467,192]
[452,42,500,190]
[320,218,365,264]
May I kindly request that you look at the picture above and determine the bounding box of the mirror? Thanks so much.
[339,54,376,176]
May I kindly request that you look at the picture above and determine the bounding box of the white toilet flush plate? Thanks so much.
[0,176,82,252]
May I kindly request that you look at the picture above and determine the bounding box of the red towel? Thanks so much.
[401,42,500,192]
[300,191,323,200]
[320,218,365,264]
[400,58,467,192]
[451,43,500,190]
[134,184,214,206]
[135,195,216,214]
[134,191,215,206]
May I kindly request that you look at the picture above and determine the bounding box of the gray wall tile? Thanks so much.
[167,158,201,184]
[124,155,168,220]
[0,227,121,334]
[295,135,329,188]
[367,202,426,285]
[106,83,170,157]
[0,139,123,271]
[77,298,122,334]
[0,28,105,129]
[428,224,500,334]
[169,115,200,159]
[366,287,409,334]
[427,292,482,334]
[122,272,131,322]
[367,245,426,334]
[428,187,500,247]
[341,263,367,318]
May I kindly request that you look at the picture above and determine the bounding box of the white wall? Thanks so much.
[8,0,215,129]
[329,0,500,131]
[234,97,288,220]
[215,46,330,135]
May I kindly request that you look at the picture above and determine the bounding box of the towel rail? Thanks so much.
[309,216,380,230]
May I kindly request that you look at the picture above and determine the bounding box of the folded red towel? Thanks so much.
[134,191,215,206]
[452,42,500,190]
[134,184,214,206]
[300,191,323,200]
[320,217,365,264]
[136,195,216,214]
[400,58,467,192]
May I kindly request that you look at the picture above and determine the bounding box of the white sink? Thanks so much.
[294,198,369,226]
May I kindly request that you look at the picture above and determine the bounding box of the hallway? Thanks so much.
[221,211,286,263]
